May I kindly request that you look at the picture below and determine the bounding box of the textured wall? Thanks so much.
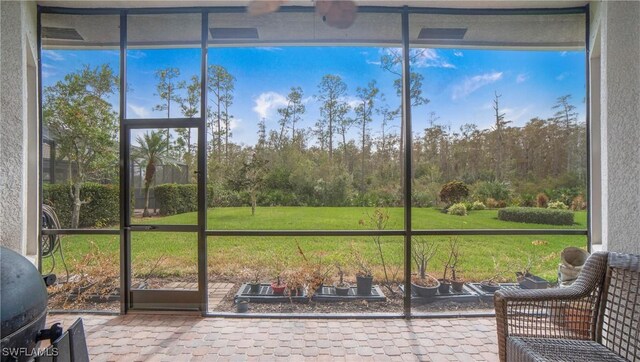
[598,1,640,254]
[0,1,37,255]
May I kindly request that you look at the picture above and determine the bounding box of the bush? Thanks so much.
[439,181,470,205]
[208,183,245,207]
[548,201,569,210]
[471,201,486,210]
[154,184,197,215]
[43,183,119,228]
[472,181,511,203]
[498,207,574,226]
[536,193,549,208]
[447,203,468,216]
[485,198,499,208]
[571,195,587,211]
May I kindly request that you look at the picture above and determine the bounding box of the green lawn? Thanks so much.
[43,207,587,284]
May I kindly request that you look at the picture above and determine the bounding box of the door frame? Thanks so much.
[119,10,209,314]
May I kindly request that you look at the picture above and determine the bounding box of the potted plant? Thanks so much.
[480,256,503,292]
[284,267,305,297]
[448,240,465,292]
[515,256,548,289]
[411,237,440,298]
[243,268,262,294]
[270,274,286,295]
[352,245,373,296]
[334,264,350,296]
[438,239,459,294]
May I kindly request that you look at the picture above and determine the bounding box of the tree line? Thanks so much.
[44,52,586,225]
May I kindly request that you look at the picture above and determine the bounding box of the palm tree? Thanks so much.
[134,131,170,217]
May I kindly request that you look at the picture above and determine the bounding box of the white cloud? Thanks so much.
[412,49,455,69]
[43,51,64,61]
[373,48,455,70]
[256,47,282,52]
[127,50,146,60]
[128,104,151,118]
[452,72,503,100]
[502,106,531,123]
[453,51,464,57]
[560,51,568,57]
[516,73,529,83]
[556,72,570,81]
[252,91,288,120]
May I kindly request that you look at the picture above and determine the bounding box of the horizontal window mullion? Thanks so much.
[205,230,405,237]
[122,118,202,128]
[412,229,588,236]
[42,229,119,235]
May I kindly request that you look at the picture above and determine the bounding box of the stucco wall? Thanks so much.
[591,0,640,254]
[0,1,38,256]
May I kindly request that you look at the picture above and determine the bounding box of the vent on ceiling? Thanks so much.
[42,27,84,41]
[418,28,467,40]
[210,28,259,40]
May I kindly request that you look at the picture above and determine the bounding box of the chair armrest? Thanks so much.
[493,252,608,362]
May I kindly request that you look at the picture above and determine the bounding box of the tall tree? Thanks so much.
[277,87,305,148]
[43,64,118,228]
[207,65,235,161]
[153,67,182,150]
[177,75,200,180]
[552,94,579,173]
[316,74,350,160]
[379,48,430,107]
[491,91,511,181]
[355,80,380,193]
[134,131,171,217]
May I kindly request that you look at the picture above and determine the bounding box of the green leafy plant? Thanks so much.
[471,201,486,210]
[498,207,574,225]
[548,201,569,210]
[439,181,470,205]
[447,203,468,216]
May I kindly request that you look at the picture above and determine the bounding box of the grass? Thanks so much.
[43,207,587,284]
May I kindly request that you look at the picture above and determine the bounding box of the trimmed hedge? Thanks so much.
[155,183,246,215]
[154,184,198,216]
[498,207,574,226]
[43,183,119,228]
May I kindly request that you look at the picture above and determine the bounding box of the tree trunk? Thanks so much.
[251,190,256,216]
[71,182,82,229]
[143,183,151,217]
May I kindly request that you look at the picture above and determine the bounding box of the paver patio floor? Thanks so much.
[47,313,499,361]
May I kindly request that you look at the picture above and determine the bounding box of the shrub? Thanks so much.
[207,183,245,207]
[472,181,511,203]
[471,201,486,210]
[439,181,470,205]
[571,195,587,211]
[548,201,568,210]
[154,184,197,215]
[447,203,468,216]
[536,193,549,208]
[485,198,499,208]
[498,207,574,226]
[42,183,119,228]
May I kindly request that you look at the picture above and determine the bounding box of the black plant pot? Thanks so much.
[356,275,373,296]
[411,281,440,298]
[438,279,452,294]
[335,284,350,296]
[451,280,465,293]
[249,283,261,294]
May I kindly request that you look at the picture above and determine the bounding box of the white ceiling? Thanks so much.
[38,0,589,10]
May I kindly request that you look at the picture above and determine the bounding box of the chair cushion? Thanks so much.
[506,337,627,362]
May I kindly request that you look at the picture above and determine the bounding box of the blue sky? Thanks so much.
[42,46,585,146]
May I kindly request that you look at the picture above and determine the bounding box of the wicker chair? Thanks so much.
[494,251,640,362]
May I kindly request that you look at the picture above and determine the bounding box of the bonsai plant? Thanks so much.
[480,256,503,292]
[448,240,465,292]
[295,242,333,300]
[515,256,548,289]
[243,267,263,294]
[269,257,286,295]
[438,239,458,294]
[351,244,373,296]
[284,267,305,297]
[334,264,350,296]
[410,237,440,298]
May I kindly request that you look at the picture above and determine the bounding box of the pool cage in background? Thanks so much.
[38,4,590,317]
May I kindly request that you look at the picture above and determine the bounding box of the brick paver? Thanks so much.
[47,313,499,361]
